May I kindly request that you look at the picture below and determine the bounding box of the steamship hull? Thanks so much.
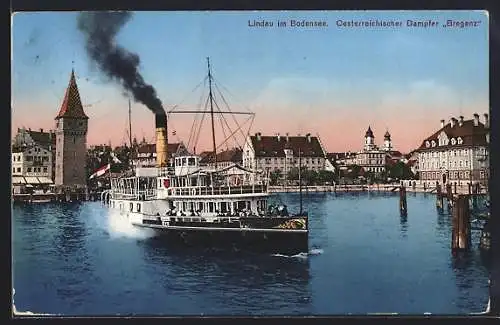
[138,223,308,255]
[114,207,309,255]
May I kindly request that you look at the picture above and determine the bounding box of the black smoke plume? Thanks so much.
[77,12,164,115]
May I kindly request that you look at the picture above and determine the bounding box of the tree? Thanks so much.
[269,169,282,186]
[302,169,319,185]
[287,167,299,182]
[387,161,415,180]
[317,170,336,184]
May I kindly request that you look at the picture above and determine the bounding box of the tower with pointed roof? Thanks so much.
[54,69,89,187]
[383,129,393,152]
[363,126,376,151]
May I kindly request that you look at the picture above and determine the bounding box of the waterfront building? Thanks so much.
[12,127,56,182]
[11,144,54,188]
[416,113,489,187]
[328,127,405,178]
[354,126,386,175]
[242,132,331,180]
[131,142,189,168]
[54,69,89,188]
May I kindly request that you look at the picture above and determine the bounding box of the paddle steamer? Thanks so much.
[104,59,309,255]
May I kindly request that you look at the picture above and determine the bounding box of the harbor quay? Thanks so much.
[269,182,488,195]
[12,187,102,204]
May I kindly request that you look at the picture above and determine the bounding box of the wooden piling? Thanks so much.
[446,183,453,209]
[436,183,443,210]
[472,183,478,209]
[454,182,457,194]
[479,220,491,251]
[423,182,427,192]
[451,195,471,252]
[399,185,407,216]
[468,182,472,195]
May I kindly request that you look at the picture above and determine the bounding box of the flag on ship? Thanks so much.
[89,163,111,179]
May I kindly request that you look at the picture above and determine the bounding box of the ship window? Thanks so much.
[208,202,214,212]
[221,202,227,213]
[188,157,196,166]
[237,201,246,211]
[198,202,203,212]
[137,203,141,212]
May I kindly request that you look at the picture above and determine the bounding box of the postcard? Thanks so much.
[11,10,491,316]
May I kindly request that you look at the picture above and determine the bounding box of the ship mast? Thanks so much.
[299,149,303,214]
[128,98,133,148]
[207,57,217,169]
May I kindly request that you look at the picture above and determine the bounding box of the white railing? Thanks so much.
[111,188,157,200]
[168,184,268,197]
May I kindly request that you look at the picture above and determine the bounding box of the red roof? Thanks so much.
[135,143,183,158]
[250,134,325,157]
[55,70,88,120]
[200,148,242,164]
[417,118,488,150]
[387,150,403,157]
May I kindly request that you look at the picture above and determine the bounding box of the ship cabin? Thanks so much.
[110,154,273,218]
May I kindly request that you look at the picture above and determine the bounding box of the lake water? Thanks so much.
[11,192,490,315]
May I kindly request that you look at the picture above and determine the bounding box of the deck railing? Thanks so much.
[111,188,157,200]
[110,184,268,200]
[169,185,267,197]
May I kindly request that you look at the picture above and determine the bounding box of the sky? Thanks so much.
[11,10,489,153]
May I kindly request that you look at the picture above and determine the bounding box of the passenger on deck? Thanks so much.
[189,209,195,216]
[282,205,289,216]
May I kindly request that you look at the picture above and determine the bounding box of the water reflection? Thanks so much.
[139,237,312,315]
[450,251,490,313]
[400,214,408,238]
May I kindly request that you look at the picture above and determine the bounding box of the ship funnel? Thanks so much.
[155,113,168,167]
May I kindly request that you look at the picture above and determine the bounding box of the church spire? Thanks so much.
[55,69,88,120]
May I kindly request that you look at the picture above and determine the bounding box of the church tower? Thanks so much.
[54,69,89,187]
[364,126,375,151]
[383,129,393,152]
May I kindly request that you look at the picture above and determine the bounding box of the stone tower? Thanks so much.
[54,69,89,187]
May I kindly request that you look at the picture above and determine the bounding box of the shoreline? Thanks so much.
[268,185,488,195]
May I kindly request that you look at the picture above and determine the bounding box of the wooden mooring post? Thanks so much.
[446,183,453,210]
[399,185,407,216]
[436,182,443,210]
[472,183,479,209]
[451,195,471,252]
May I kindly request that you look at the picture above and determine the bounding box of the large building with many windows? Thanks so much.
[242,132,331,178]
[12,127,56,183]
[12,144,54,187]
[416,113,489,187]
